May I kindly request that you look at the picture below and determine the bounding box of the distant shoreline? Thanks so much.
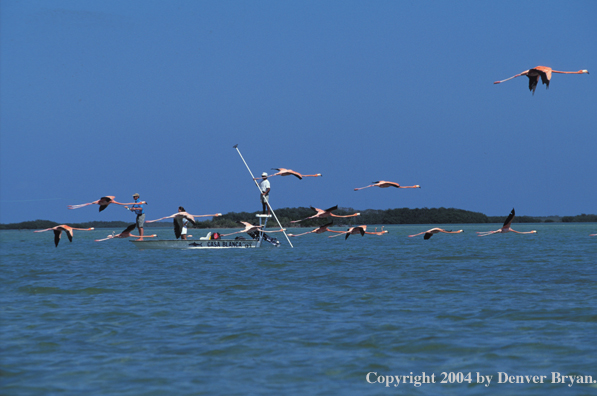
[1,208,596,230]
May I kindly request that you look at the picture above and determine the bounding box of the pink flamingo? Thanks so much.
[328,225,367,240]
[222,221,286,237]
[95,224,157,242]
[409,228,463,240]
[146,212,222,224]
[288,221,334,237]
[494,66,589,94]
[268,168,322,180]
[290,205,360,223]
[146,211,221,239]
[590,233,596,237]
[221,221,263,237]
[354,181,420,191]
[68,196,146,212]
[477,209,537,236]
[34,225,94,247]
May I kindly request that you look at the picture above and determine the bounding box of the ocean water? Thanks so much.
[1,223,596,395]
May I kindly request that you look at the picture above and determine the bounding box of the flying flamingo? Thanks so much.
[590,233,596,237]
[95,224,157,242]
[354,181,420,191]
[290,205,360,223]
[268,168,322,180]
[221,221,264,237]
[146,212,222,224]
[288,221,334,237]
[328,225,367,240]
[34,225,94,247]
[68,196,146,212]
[494,66,589,94]
[221,221,286,237]
[409,228,463,240]
[146,212,221,239]
[477,209,537,236]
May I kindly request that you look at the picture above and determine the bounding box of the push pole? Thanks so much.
[233,144,294,248]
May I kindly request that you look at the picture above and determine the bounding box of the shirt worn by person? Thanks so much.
[259,179,270,194]
[132,199,144,215]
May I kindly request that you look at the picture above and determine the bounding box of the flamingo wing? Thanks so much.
[64,229,73,243]
[288,171,302,179]
[527,74,540,93]
[530,68,550,89]
[503,209,515,228]
[185,215,197,226]
[97,197,113,212]
[424,232,433,240]
[321,221,334,229]
[323,205,338,213]
[174,218,182,239]
[122,224,137,235]
[379,181,401,188]
[53,229,62,247]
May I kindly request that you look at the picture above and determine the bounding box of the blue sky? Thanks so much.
[1,0,595,224]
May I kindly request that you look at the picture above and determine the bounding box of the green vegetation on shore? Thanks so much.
[2,208,595,230]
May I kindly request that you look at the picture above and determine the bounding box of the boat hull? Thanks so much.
[130,239,259,249]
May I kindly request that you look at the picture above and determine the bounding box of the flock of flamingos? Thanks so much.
[35,66,595,246]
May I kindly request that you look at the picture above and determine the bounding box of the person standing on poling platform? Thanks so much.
[259,172,270,215]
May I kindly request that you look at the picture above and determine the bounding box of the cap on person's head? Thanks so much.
[133,193,140,198]
[262,172,268,177]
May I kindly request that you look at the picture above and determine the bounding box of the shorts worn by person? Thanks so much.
[130,193,145,239]
[259,172,271,215]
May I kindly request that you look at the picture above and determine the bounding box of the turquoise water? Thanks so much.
[1,223,596,395]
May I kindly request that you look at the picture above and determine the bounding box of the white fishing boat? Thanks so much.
[130,214,280,249]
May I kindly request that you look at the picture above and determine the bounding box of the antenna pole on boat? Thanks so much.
[233,144,294,248]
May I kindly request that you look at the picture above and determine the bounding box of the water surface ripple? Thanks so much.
[1,223,596,395]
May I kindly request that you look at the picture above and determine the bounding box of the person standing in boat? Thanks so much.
[125,193,145,239]
[259,172,271,215]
